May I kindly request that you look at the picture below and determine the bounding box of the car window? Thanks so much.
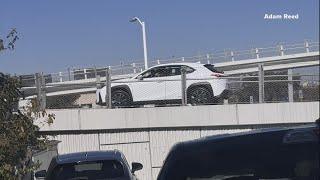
[164,66,180,76]
[139,67,166,78]
[183,66,195,74]
[153,67,169,77]
[50,160,125,180]
[165,65,195,76]
[140,69,154,78]
[139,65,194,78]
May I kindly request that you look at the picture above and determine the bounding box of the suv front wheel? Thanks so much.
[187,86,213,105]
[111,89,132,107]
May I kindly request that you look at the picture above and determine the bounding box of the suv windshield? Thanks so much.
[50,160,125,180]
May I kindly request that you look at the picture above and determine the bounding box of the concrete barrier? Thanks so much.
[37,102,319,132]
[37,102,319,180]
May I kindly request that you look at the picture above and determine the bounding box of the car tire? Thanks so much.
[111,89,132,107]
[187,86,213,105]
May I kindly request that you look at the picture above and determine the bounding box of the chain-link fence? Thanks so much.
[20,64,319,110]
[228,73,319,104]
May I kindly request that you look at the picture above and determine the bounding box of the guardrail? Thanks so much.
[19,41,319,86]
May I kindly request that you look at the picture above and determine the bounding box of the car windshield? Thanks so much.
[50,160,125,180]
[158,134,319,180]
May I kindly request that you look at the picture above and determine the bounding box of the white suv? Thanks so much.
[96,63,229,107]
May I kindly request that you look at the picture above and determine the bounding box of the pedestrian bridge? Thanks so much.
[36,102,319,180]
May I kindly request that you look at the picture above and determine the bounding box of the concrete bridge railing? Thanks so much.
[37,102,319,132]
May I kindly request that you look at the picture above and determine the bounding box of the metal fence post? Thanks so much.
[67,68,71,81]
[305,41,310,53]
[59,72,63,82]
[96,75,101,89]
[258,64,264,103]
[35,73,46,110]
[132,63,136,74]
[95,74,101,108]
[120,62,124,74]
[231,51,234,62]
[288,69,294,102]
[280,45,284,56]
[181,67,187,106]
[35,73,41,109]
[105,68,112,108]
[94,66,97,78]
[40,72,46,110]
[298,90,303,101]
[255,48,260,59]
[84,69,88,79]
[206,54,210,64]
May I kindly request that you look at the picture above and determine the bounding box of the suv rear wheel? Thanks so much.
[112,89,132,107]
[187,86,213,105]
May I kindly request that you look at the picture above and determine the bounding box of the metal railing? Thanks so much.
[19,40,319,86]
[26,64,319,110]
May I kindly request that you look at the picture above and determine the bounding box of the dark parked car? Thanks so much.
[35,150,143,180]
[157,121,319,180]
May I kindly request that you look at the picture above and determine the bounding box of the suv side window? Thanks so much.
[166,66,181,76]
[140,69,153,78]
[165,65,195,76]
[139,65,195,78]
[139,67,168,78]
[183,65,195,74]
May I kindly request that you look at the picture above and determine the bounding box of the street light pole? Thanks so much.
[130,17,148,70]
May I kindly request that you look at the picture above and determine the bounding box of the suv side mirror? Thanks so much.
[137,75,143,80]
[35,170,46,178]
[131,162,143,173]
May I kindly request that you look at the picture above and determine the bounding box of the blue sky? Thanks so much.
[0,0,319,74]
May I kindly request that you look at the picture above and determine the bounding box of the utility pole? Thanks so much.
[130,17,148,70]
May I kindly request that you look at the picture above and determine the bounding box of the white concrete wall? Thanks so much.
[39,102,319,180]
[38,102,319,131]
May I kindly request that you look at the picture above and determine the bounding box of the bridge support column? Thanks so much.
[288,69,294,102]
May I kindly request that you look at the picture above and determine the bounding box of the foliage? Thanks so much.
[0,28,19,52]
[0,72,54,180]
